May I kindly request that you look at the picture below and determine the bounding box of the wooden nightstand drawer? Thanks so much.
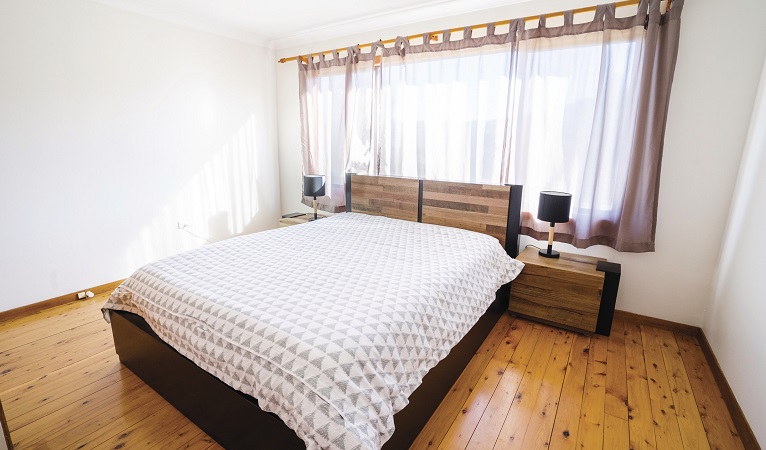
[510,248,620,335]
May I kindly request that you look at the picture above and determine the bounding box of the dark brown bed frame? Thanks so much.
[109,174,523,449]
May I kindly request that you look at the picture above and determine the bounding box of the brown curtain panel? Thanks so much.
[298,47,376,212]
[521,0,684,251]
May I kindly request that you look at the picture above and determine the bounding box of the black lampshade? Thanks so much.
[303,175,325,197]
[538,191,572,224]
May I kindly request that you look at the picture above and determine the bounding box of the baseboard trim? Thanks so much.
[0,279,124,323]
[613,309,700,335]
[615,309,760,449]
[696,329,761,450]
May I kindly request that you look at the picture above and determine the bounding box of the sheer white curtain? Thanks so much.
[299,48,375,212]
[374,27,520,183]
[367,13,643,244]
[510,7,645,245]
[371,8,646,247]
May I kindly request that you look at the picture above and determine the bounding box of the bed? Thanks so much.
[103,174,524,449]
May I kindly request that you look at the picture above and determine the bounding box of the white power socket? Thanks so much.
[77,292,86,300]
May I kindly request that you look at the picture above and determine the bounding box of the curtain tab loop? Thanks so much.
[506,19,523,43]
[637,0,649,16]
[306,53,317,70]
[462,26,472,39]
[370,40,383,58]
[394,36,409,57]
[604,3,616,20]
[563,10,574,26]
[510,18,525,33]
[442,30,451,43]
[648,0,661,22]
[592,5,607,24]
[346,46,360,64]
[538,15,546,28]
[486,23,496,36]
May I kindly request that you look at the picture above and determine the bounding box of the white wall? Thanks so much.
[703,57,766,446]
[0,0,280,312]
[275,0,766,326]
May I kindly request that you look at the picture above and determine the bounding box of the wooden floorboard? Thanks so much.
[625,320,658,450]
[492,325,559,449]
[675,333,745,450]
[437,318,528,450]
[574,334,607,450]
[0,296,748,450]
[548,333,589,450]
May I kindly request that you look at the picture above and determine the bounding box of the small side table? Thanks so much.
[279,213,328,228]
[509,247,621,335]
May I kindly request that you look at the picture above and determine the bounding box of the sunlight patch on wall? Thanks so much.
[125,115,260,270]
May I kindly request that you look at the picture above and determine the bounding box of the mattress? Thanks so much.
[102,212,523,450]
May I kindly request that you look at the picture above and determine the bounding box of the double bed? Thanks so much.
[103,174,524,449]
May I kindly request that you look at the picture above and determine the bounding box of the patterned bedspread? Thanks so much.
[102,213,523,450]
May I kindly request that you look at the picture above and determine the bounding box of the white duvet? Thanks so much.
[103,212,523,450]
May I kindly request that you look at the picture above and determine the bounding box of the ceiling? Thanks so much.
[93,0,531,49]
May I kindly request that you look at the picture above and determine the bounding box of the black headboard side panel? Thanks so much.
[505,184,523,258]
[345,173,352,213]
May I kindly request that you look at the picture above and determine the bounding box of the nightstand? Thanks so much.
[509,247,621,335]
[279,213,328,227]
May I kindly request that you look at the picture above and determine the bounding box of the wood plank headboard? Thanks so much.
[345,174,523,257]
[346,174,420,222]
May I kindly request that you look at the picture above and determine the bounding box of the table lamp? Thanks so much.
[303,174,326,221]
[537,191,572,258]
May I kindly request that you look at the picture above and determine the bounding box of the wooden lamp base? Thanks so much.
[539,223,560,258]
[309,197,318,221]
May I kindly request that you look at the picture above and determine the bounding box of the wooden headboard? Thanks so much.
[345,174,523,257]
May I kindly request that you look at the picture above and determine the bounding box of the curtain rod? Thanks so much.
[278,0,663,64]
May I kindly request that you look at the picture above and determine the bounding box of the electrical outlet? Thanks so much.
[77,292,86,300]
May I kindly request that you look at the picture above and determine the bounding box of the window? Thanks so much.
[299,2,684,252]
